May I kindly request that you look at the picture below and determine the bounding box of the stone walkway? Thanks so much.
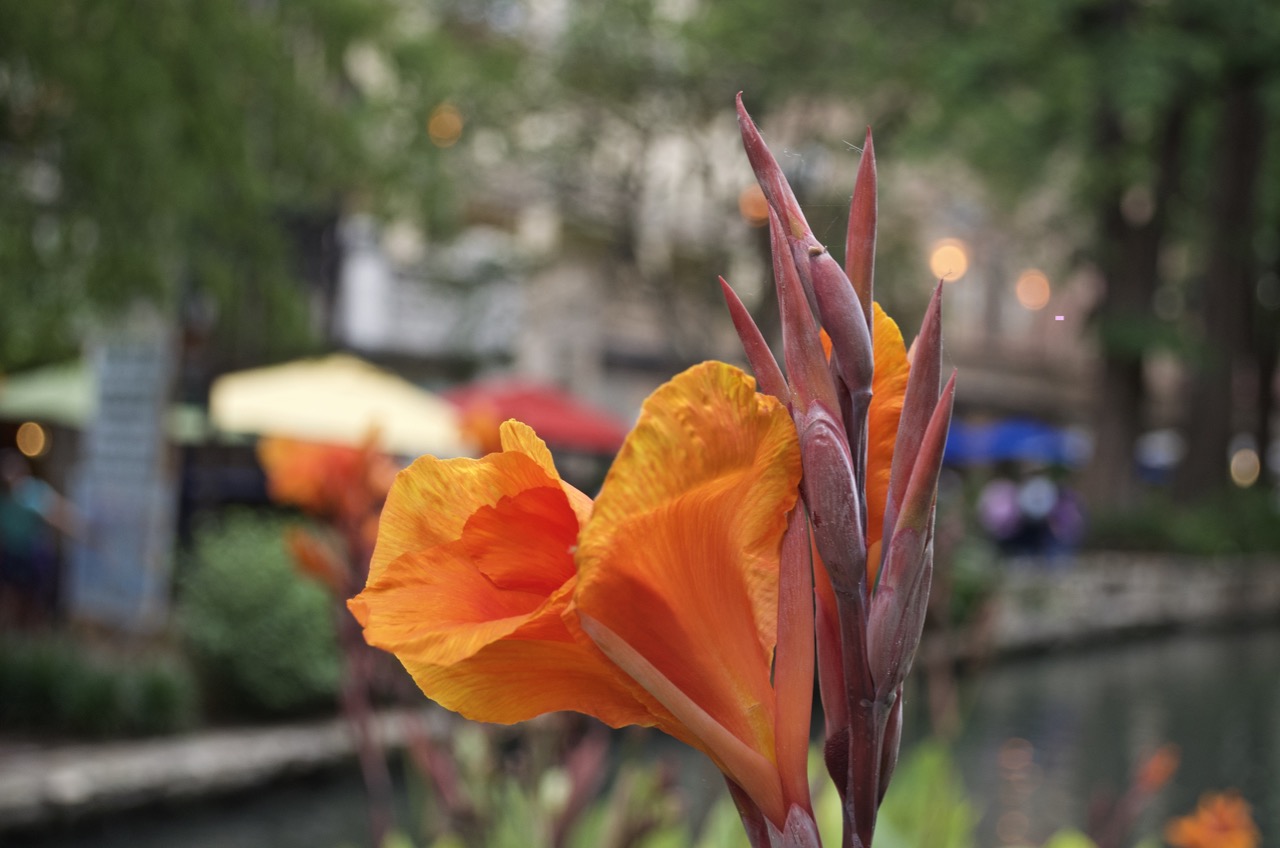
[0,709,424,832]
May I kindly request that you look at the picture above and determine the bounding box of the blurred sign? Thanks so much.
[66,316,178,633]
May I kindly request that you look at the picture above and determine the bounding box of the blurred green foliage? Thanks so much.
[0,0,522,371]
[179,510,341,717]
[846,741,976,848]
[948,535,1002,626]
[0,635,197,737]
[1085,488,1280,554]
[397,735,978,848]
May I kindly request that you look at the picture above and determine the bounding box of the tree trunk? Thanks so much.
[1176,73,1265,499]
[1083,96,1188,508]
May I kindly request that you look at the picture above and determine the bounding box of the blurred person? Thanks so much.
[0,450,80,627]
[1014,471,1059,555]
[977,475,1021,551]
[1047,480,1086,553]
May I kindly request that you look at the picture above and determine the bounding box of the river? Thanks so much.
[943,624,1279,845]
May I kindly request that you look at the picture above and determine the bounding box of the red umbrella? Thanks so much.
[444,379,630,455]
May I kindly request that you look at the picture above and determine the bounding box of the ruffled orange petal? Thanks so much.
[574,362,801,785]
[499,420,594,526]
[351,540,549,666]
[370,443,560,583]
[866,303,909,558]
[460,484,578,594]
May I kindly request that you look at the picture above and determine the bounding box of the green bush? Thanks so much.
[1085,488,1280,555]
[0,636,197,737]
[178,510,341,717]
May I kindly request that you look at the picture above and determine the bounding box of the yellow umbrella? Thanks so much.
[209,354,466,457]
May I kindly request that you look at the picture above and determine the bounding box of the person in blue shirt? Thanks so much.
[0,449,79,628]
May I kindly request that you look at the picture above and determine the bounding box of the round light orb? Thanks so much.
[929,238,969,282]
[1015,269,1052,311]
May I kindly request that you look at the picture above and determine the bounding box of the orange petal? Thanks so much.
[395,618,662,730]
[370,448,559,583]
[866,303,909,561]
[352,541,549,666]
[373,574,661,730]
[500,420,594,525]
[575,361,801,776]
[460,484,578,594]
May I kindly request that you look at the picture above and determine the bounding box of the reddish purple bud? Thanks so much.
[878,685,904,804]
[895,371,956,536]
[867,373,955,694]
[719,277,788,402]
[770,209,839,417]
[846,128,877,330]
[802,246,873,403]
[881,283,943,547]
[796,410,865,598]
[780,805,823,848]
[774,504,815,814]
[866,526,929,694]
[737,94,813,244]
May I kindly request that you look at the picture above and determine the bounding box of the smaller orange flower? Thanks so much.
[258,436,394,520]
[1135,744,1179,793]
[1165,791,1260,848]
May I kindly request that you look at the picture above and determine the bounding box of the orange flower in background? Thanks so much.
[258,436,396,521]
[1165,792,1260,848]
[258,437,364,514]
[1135,744,1180,793]
[349,361,803,826]
[457,401,504,456]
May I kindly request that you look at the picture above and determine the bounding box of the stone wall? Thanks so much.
[984,554,1280,654]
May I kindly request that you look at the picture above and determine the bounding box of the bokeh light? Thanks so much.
[1230,447,1261,487]
[1015,268,1052,310]
[428,102,464,148]
[16,421,48,458]
[929,238,969,281]
[738,184,768,226]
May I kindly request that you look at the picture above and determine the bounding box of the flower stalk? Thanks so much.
[724,94,955,847]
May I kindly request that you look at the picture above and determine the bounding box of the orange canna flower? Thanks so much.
[258,437,364,514]
[457,401,505,456]
[258,436,394,520]
[1165,791,1260,848]
[349,361,803,827]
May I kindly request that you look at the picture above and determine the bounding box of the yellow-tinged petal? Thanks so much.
[500,420,594,525]
[371,448,559,583]
[574,361,801,784]
[867,303,909,560]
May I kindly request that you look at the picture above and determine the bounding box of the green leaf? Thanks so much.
[1042,829,1099,848]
